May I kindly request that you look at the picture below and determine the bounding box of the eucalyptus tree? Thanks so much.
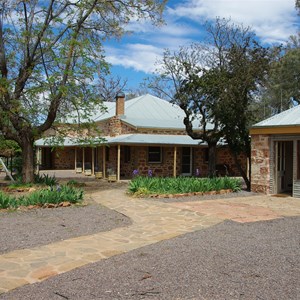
[149,18,270,187]
[261,33,300,116]
[0,0,166,182]
[148,42,223,177]
[212,42,270,190]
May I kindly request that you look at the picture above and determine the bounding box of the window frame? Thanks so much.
[148,146,162,163]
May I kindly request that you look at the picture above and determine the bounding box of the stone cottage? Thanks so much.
[36,94,246,180]
[250,105,300,197]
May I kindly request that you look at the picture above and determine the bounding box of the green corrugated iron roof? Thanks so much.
[35,134,228,147]
[252,105,300,128]
[35,134,205,147]
[63,94,213,130]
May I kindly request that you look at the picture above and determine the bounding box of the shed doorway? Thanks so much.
[275,141,293,194]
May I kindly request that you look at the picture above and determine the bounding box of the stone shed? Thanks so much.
[250,105,300,197]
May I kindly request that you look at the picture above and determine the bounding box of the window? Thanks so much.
[124,146,131,163]
[148,146,162,163]
[204,148,209,163]
[182,147,192,174]
[105,146,109,162]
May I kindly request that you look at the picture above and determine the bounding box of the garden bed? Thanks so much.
[128,176,242,197]
[0,176,85,210]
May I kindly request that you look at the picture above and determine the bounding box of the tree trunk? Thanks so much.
[21,136,35,183]
[231,149,251,191]
[208,141,217,177]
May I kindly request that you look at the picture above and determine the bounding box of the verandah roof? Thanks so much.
[35,134,207,147]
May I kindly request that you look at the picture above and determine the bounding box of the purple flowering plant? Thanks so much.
[132,169,139,177]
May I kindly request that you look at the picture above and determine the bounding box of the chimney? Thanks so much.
[115,91,125,116]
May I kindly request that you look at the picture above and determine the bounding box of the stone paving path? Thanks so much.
[170,195,300,223]
[1,187,300,295]
[0,188,221,294]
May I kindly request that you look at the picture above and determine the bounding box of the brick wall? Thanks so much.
[250,134,270,194]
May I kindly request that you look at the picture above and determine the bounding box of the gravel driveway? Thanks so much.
[1,216,299,300]
[0,202,131,255]
[0,179,299,299]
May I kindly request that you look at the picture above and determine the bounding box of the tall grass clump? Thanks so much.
[34,174,58,186]
[8,174,58,190]
[0,191,16,209]
[0,185,84,209]
[19,185,84,206]
[128,176,242,196]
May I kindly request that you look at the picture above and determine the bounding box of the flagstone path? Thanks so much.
[0,187,300,295]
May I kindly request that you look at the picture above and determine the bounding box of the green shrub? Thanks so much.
[128,176,242,196]
[0,192,15,209]
[34,174,58,186]
[0,185,84,209]
[20,185,84,206]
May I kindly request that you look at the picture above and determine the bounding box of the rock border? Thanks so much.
[149,189,233,199]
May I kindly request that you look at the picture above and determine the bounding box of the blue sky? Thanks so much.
[104,0,299,91]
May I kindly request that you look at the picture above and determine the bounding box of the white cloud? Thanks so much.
[170,0,299,44]
[105,43,163,74]
[104,0,299,81]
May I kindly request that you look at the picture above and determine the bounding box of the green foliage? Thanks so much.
[0,138,21,154]
[128,176,242,196]
[21,185,84,206]
[8,174,57,189]
[7,182,33,189]
[149,18,269,189]
[0,185,84,209]
[263,45,300,114]
[0,192,15,209]
[11,157,23,176]
[66,180,86,187]
[34,174,58,186]
[0,0,166,183]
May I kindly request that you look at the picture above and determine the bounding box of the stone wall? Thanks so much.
[251,134,270,194]
[52,147,75,170]
[44,142,247,177]
[216,147,247,176]
[95,145,247,179]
